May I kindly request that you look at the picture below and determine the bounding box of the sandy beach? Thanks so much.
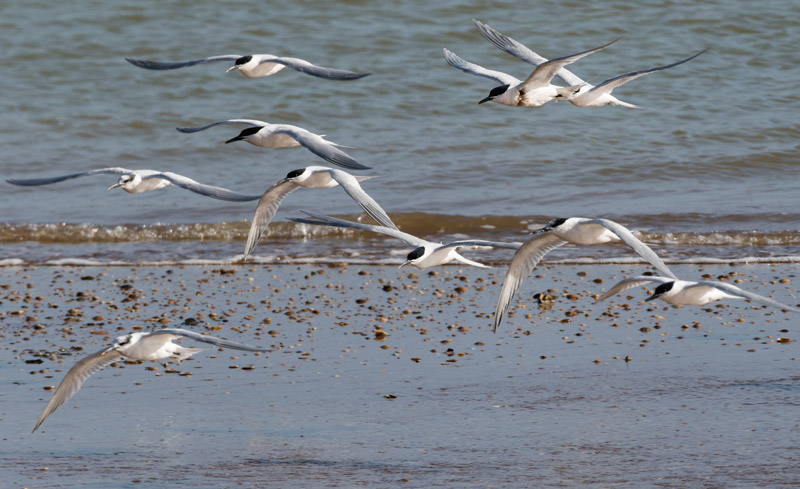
[1,262,797,488]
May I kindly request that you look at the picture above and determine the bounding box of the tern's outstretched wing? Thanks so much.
[595,275,672,303]
[587,219,676,279]
[521,38,621,89]
[146,329,268,351]
[271,125,370,170]
[587,49,709,96]
[472,19,586,87]
[266,57,371,80]
[8,167,136,187]
[32,346,122,432]
[327,169,396,229]
[144,172,263,202]
[443,48,520,86]
[175,119,266,134]
[126,55,241,70]
[243,180,302,259]
[493,233,568,332]
[289,211,424,247]
[698,281,800,313]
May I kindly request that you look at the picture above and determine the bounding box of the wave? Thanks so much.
[2,214,799,247]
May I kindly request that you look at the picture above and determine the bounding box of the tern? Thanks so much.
[126,54,370,80]
[493,217,676,331]
[443,36,619,107]
[595,275,800,312]
[176,119,369,170]
[473,19,706,108]
[242,167,396,260]
[289,211,521,269]
[32,328,267,433]
[7,168,262,201]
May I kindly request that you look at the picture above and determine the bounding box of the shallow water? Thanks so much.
[2,263,798,488]
[1,0,799,264]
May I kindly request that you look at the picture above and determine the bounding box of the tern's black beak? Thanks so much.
[478,95,493,104]
[223,135,243,144]
[528,226,549,235]
[644,292,660,302]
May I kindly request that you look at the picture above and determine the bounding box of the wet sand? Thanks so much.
[1,263,798,488]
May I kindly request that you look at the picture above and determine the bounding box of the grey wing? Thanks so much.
[493,234,568,332]
[591,219,677,279]
[32,347,123,432]
[8,167,134,187]
[145,172,262,202]
[147,329,268,351]
[289,210,424,246]
[125,55,241,70]
[273,126,370,170]
[589,48,709,95]
[595,276,673,303]
[472,19,586,87]
[270,57,371,80]
[329,170,397,230]
[700,281,800,313]
[176,119,266,134]
[243,180,301,259]
[523,38,621,87]
[443,48,520,86]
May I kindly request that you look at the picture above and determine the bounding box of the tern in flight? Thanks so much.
[595,275,800,312]
[241,167,396,260]
[176,119,369,170]
[126,53,370,80]
[289,210,521,269]
[7,167,262,201]
[32,328,266,432]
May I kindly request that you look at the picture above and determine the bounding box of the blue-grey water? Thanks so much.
[1,1,800,487]
[1,0,799,264]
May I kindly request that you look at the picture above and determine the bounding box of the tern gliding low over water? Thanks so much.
[7,167,262,201]
[176,119,369,170]
[242,167,396,260]
[126,53,371,80]
[32,329,267,433]
[596,275,800,312]
[290,211,522,269]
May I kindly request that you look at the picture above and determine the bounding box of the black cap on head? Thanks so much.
[653,282,674,295]
[286,169,305,179]
[235,55,253,65]
[645,281,674,302]
[479,84,510,104]
[406,247,425,261]
[224,125,263,144]
[548,218,568,228]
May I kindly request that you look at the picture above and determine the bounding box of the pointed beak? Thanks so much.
[399,260,411,268]
[223,135,242,144]
[478,95,493,104]
[644,293,659,302]
[225,65,239,73]
[528,226,549,235]
[108,182,122,190]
